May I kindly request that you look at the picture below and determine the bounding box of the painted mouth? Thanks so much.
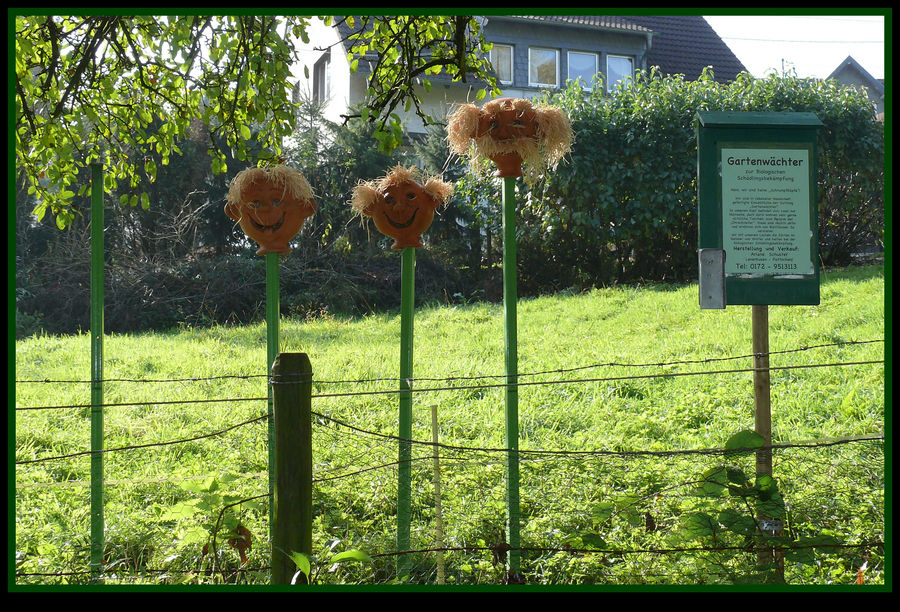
[384,209,417,229]
[250,213,285,232]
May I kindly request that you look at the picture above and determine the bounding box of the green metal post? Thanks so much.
[266,253,280,547]
[89,163,104,579]
[397,246,415,577]
[501,176,520,575]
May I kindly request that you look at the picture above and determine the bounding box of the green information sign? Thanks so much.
[721,147,814,278]
[696,112,823,306]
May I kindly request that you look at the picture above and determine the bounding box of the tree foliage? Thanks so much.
[13,14,495,230]
[333,15,500,150]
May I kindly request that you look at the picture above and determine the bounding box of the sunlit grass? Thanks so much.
[14,264,885,586]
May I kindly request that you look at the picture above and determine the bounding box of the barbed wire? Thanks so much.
[14,357,884,412]
[14,414,268,465]
[14,537,884,582]
[14,392,883,469]
[15,342,885,586]
[14,338,884,385]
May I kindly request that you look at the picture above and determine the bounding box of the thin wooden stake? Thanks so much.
[752,304,784,580]
[431,405,445,584]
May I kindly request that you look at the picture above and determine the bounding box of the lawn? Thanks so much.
[13,264,885,587]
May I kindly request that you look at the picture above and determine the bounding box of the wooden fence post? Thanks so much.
[752,305,784,580]
[270,352,313,585]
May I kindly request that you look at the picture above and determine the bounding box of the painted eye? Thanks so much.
[250,200,261,208]
[489,120,499,130]
[405,192,416,200]
[384,196,395,205]
[512,119,524,127]
[272,199,281,207]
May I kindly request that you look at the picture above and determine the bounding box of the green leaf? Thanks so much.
[725,430,765,456]
[289,551,312,581]
[160,501,199,521]
[695,465,727,497]
[754,475,786,519]
[717,508,756,535]
[579,532,608,549]
[591,501,615,525]
[240,124,251,140]
[330,549,372,564]
[682,512,719,539]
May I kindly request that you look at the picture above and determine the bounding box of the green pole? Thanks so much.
[266,253,280,549]
[501,176,520,576]
[397,246,415,578]
[89,163,104,580]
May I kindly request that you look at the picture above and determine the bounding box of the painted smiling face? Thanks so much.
[351,166,453,250]
[225,166,317,255]
[447,97,573,183]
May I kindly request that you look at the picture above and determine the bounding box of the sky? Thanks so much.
[703,14,885,81]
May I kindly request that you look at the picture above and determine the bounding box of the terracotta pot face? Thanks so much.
[475,101,539,142]
[475,99,540,177]
[367,180,441,249]
[226,179,316,255]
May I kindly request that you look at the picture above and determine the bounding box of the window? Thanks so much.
[528,47,559,88]
[567,51,598,88]
[313,52,331,104]
[607,55,633,93]
[490,44,514,85]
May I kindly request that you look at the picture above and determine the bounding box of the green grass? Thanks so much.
[14,264,885,587]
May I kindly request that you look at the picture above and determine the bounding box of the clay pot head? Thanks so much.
[447,97,573,183]
[350,165,453,249]
[225,165,316,255]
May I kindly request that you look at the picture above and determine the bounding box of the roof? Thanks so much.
[827,55,884,95]
[619,15,747,82]
[332,15,748,84]
[498,15,653,34]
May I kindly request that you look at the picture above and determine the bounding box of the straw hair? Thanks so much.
[446,98,573,184]
[350,165,453,216]
[226,165,314,207]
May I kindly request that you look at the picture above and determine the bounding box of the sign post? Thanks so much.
[696,112,823,579]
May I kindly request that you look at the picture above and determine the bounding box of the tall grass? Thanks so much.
[14,264,885,586]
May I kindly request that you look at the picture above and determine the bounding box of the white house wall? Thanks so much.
[291,17,353,127]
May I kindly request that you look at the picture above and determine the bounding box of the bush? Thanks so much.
[14,72,883,335]
[516,68,884,292]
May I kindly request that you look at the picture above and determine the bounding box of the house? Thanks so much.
[293,15,747,137]
[826,55,884,117]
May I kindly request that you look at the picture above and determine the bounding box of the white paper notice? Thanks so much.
[721,148,814,277]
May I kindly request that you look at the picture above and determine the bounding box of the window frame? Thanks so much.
[490,43,514,85]
[606,54,634,93]
[313,51,331,104]
[528,46,560,88]
[567,50,599,89]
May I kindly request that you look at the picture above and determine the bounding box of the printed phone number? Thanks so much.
[747,263,798,270]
